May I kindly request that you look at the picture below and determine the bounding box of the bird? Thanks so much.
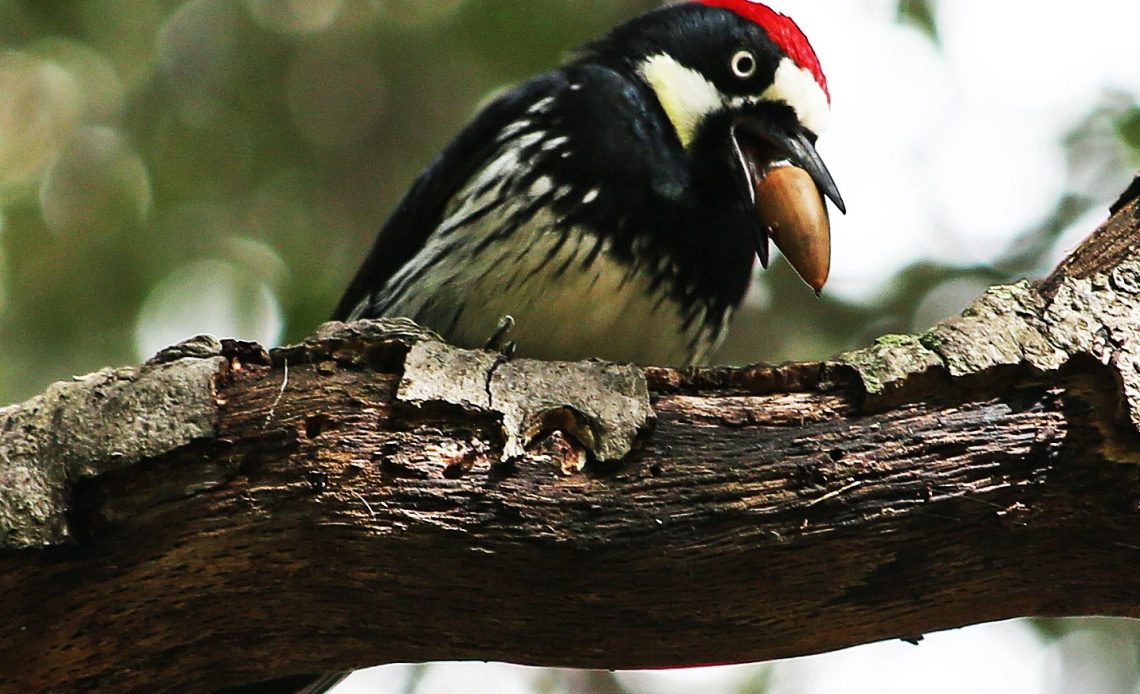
[331,0,844,370]
[283,4,842,691]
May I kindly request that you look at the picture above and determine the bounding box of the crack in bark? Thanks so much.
[398,341,653,463]
[483,353,509,418]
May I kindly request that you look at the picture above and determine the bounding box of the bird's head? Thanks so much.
[593,0,845,293]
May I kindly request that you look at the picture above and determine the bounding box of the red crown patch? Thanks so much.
[696,0,828,101]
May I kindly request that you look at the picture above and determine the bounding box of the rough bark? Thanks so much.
[1,183,1139,693]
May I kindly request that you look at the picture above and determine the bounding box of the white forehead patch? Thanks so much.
[639,53,723,149]
[760,57,830,136]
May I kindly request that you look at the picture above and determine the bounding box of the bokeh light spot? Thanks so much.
[245,0,344,35]
[0,52,83,198]
[28,38,126,124]
[220,237,290,289]
[78,0,164,90]
[39,126,152,238]
[377,662,533,694]
[618,664,759,694]
[157,0,241,125]
[134,259,283,361]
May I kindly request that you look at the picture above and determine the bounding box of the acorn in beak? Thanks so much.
[732,119,845,295]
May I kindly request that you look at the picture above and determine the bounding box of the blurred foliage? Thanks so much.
[0,0,676,402]
[0,2,1138,689]
[1117,105,1140,152]
[897,0,938,43]
[0,0,1137,401]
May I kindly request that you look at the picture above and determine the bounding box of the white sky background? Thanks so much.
[338,619,1140,694]
[336,1,1140,692]
[781,0,1140,301]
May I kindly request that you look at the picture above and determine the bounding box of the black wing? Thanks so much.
[330,72,569,321]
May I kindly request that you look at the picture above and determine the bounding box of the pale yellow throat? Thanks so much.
[638,53,724,149]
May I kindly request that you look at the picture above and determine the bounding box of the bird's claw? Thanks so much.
[484,315,517,358]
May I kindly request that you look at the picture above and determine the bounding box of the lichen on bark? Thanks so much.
[0,346,225,549]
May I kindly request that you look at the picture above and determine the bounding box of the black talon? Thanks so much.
[485,314,516,353]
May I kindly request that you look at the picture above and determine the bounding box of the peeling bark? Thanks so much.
[1,187,1139,692]
[400,340,654,462]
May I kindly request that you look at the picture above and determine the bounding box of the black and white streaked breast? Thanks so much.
[345,69,739,367]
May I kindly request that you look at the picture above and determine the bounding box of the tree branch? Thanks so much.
[2,182,1139,692]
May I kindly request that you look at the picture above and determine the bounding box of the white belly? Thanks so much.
[382,212,722,367]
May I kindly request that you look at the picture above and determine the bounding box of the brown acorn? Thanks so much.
[754,164,831,294]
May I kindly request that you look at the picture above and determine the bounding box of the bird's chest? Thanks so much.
[387,211,723,367]
[471,226,719,366]
[376,117,733,366]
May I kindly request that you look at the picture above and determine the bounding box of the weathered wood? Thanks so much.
[1,192,1139,693]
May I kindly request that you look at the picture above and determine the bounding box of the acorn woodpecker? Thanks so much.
[332,0,843,368]
[273,7,845,693]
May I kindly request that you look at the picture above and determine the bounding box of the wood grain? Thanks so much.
[1,193,1139,692]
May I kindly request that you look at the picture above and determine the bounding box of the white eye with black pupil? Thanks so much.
[731,50,757,79]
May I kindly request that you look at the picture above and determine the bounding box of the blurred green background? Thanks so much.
[0,1,1137,693]
[0,0,1137,402]
[0,0,670,402]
